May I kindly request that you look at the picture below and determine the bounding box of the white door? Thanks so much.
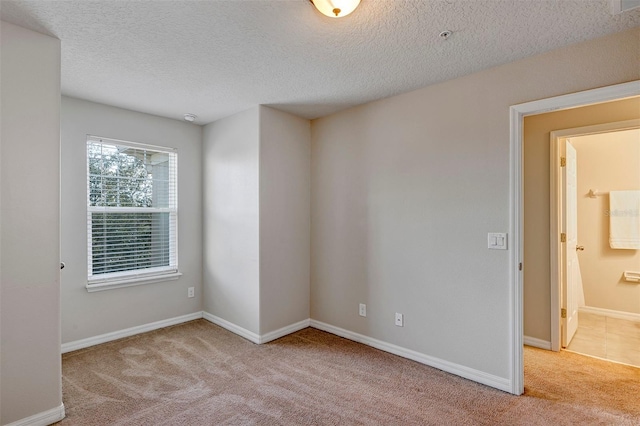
[562,140,579,348]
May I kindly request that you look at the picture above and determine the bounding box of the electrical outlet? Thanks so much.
[359,303,367,317]
[188,287,195,298]
[395,313,404,327]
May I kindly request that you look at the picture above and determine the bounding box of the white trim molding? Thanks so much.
[580,306,640,323]
[509,101,525,396]
[611,0,640,14]
[62,312,310,354]
[309,320,512,393]
[4,403,65,426]
[61,312,203,353]
[549,119,640,352]
[509,80,640,396]
[202,312,261,343]
[201,312,310,344]
[85,272,182,292]
[523,336,552,350]
[60,310,520,393]
[260,319,311,344]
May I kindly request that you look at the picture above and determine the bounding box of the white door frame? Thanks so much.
[508,80,640,395]
[549,119,640,351]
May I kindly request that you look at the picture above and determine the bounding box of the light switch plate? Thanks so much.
[488,233,507,250]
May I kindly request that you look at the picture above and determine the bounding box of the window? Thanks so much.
[87,136,178,290]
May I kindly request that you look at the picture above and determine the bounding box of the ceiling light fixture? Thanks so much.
[310,0,361,18]
[183,113,197,122]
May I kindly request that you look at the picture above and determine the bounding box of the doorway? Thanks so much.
[550,123,640,366]
[509,80,640,395]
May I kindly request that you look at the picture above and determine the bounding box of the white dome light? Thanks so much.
[311,0,361,18]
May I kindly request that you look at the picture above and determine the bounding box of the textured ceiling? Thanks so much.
[1,1,639,124]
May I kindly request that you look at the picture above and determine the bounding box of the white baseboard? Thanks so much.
[5,403,65,426]
[580,306,640,322]
[260,319,311,344]
[61,312,203,353]
[60,312,514,394]
[201,313,310,344]
[309,320,512,393]
[62,311,309,354]
[523,335,552,350]
[202,312,261,344]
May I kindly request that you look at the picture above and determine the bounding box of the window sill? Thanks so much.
[86,272,182,292]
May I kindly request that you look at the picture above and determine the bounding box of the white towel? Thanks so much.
[609,190,640,249]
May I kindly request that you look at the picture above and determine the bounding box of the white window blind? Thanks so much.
[87,136,178,287]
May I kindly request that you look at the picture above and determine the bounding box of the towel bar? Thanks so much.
[623,271,640,283]
[588,189,609,198]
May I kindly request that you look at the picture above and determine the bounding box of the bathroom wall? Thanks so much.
[572,129,640,315]
[523,96,640,341]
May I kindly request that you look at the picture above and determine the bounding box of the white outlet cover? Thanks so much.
[395,313,403,327]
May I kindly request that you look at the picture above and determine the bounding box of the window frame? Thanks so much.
[86,135,180,292]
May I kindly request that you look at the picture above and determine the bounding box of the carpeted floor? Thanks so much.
[57,319,640,425]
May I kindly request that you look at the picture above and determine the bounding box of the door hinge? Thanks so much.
[561,308,567,319]
[519,262,523,271]
[561,233,566,242]
[560,157,566,167]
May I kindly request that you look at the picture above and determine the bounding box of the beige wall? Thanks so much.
[1,21,63,424]
[0,23,638,419]
[572,129,640,314]
[203,106,311,336]
[524,97,640,341]
[259,106,311,334]
[311,27,640,385]
[60,97,203,343]
[203,107,261,334]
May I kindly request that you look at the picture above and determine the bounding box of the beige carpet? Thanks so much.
[57,320,640,425]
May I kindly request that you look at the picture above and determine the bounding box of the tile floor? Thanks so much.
[566,311,640,368]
